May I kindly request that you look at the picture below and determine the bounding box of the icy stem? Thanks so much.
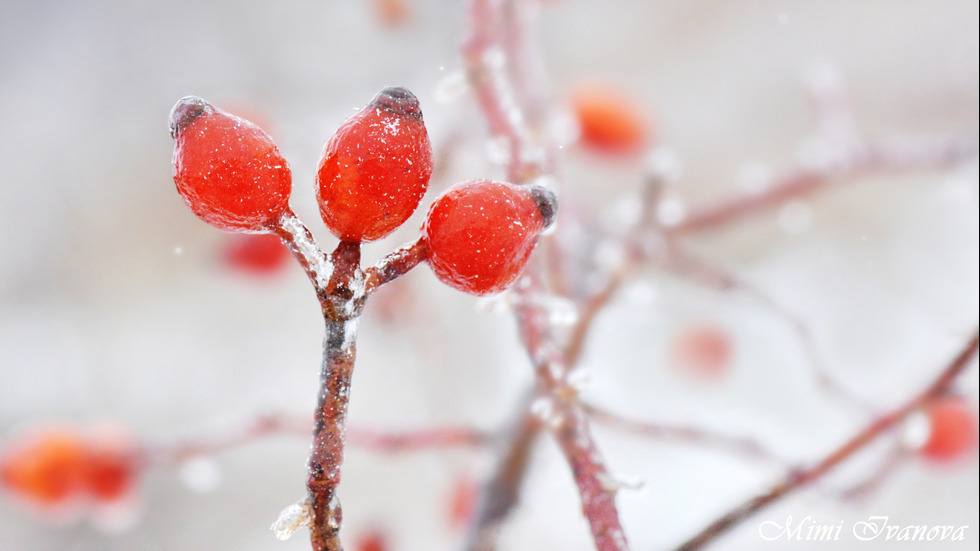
[271,498,313,541]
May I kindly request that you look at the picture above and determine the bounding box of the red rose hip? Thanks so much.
[317,87,433,242]
[170,96,292,232]
[423,180,556,296]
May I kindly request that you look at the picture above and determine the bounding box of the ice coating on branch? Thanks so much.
[279,214,333,290]
[271,498,313,540]
[435,69,469,103]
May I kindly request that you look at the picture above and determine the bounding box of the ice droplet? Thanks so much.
[486,136,511,165]
[271,499,313,541]
[567,368,593,391]
[179,456,222,493]
[475,292,512,314]
[435,69,469,103]
[537,295,579,327]
[646,148,682,183]
[736,161,772,194]
[597,472,646,495]
[530,396,554,422]
[900,411,930,450]
[656,197,687,227]
[777,201,812,234]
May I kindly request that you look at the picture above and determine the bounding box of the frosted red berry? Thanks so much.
[920,397,979,463]
[170,96,292,232]
[423,180,556,296]
[317,87,433,242]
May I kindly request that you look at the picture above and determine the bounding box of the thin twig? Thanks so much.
[465,395,542,551]
[672,138,978,236]
[584,403,787,466]
[673,328,979,551]
[364,237,429,294]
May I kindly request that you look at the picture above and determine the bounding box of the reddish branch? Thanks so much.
[465,396,542,551]
[673,329,979,551]
[672,137,978,236]
[463,1,631,549]
[583,404,786,465]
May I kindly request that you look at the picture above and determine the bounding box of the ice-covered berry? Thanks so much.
[423,180,556,296]
[170,96,292,232]
[316,87,433,242]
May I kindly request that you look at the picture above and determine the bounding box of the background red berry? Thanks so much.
[667,322,733,380]
[423,180,555,296]
[170,96,292,233]
[920,397,979,463]
[222,233,290,276]
[0,428,88,506]
[316,87,433,242]
[568,82,649,155]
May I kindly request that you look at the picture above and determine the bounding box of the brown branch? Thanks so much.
[465,395,542,551]
[672,328,979,551]
[672,138,978,236]
[364,236,429,294]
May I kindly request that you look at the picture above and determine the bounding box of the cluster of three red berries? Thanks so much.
[169,87,555,295]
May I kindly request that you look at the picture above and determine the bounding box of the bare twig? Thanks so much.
[364,237,429,294]
[672,138,978,236]
[465,396,542,551]
[584,404,787,466]
[673,328,979,551]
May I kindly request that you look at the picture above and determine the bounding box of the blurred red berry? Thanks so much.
[372,0,411,28]
[921,397,979,463]
[423,180,556,296]
[170,96,292,232]
[667,323,732,380]
[354,528,389,551]
[80,434,139,503]
[317,87,433,242]
[569,82,649,155]
[447,474,477,528]
[223,233,290,276]
[1,428,87,506]
[1,427,140,508]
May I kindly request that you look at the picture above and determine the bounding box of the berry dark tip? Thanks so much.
[529,185,558,230]
[372,86,423,120]
[169,96,213,139]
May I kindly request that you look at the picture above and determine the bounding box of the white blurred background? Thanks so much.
[1,1,977,550]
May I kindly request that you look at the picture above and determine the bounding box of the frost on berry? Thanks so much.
[316,86,433,242]
[423,179,557,296]
[170,96,292,232]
